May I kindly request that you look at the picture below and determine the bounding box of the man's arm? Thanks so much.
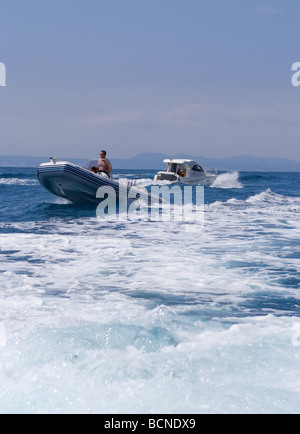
[107,159,112,173]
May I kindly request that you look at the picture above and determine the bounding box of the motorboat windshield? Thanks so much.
[86,160,98,170]
[191,164,204,173]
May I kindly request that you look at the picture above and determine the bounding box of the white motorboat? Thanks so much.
[38,158,159,205]
[154,159,217,186]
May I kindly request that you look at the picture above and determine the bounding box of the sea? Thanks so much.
[0,167,299,414]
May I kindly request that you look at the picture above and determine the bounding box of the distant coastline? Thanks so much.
[0,153,300,172]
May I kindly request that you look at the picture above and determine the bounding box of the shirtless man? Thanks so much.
[97,150,112,177]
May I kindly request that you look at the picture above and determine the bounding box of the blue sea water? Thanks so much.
[0,167,299,414]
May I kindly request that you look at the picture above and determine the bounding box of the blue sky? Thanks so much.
[0,0,300,160]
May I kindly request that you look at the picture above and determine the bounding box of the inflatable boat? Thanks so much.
[38,158,159,205]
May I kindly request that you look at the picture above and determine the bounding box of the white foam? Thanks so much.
[212,171,243,189]
[0,310,299,413]
[0,185,299,413]
[0,178,38,186]
[136,178,173,187]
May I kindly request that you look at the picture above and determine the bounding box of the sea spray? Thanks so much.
[212,171,243,189]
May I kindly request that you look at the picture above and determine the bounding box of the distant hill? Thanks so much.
[0,153,300,171]
[111,153,300,171]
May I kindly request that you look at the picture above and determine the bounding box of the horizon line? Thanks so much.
[0,153,300,163]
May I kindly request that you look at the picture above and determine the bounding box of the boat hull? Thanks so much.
[38,162,155,205]
[154,172,217,186]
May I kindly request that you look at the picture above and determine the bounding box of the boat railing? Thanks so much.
[205,168,218,176]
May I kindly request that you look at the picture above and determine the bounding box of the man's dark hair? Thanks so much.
[100,150,107,156]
